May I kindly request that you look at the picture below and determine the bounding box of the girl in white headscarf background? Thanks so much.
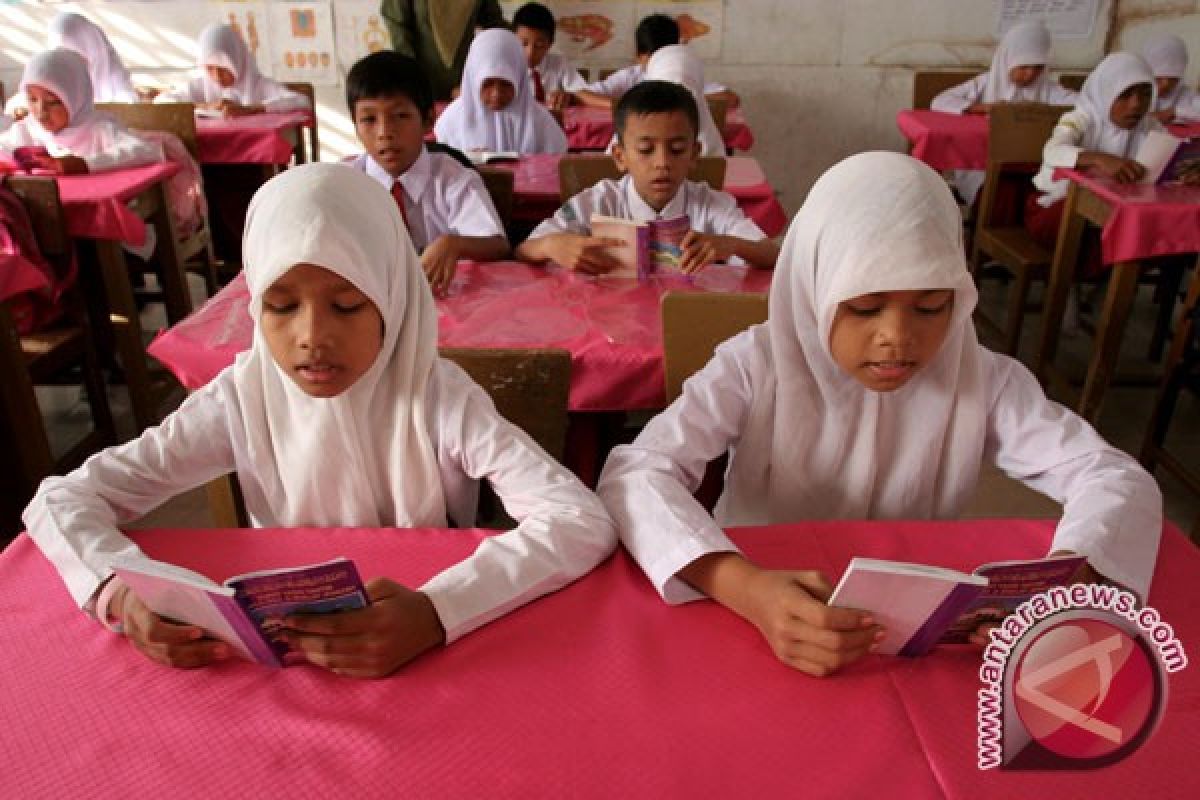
[433,28,567,154]
[158,23,310,116]
[598,152,1161,678]
[24,164,615,678]
[644,44,725,157]
[1141,33,1200,123]
[0,48,160,174]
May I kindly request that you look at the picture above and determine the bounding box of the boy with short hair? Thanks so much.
[516,81,776,274]
[344,51,509,293]
[513,2,585,111]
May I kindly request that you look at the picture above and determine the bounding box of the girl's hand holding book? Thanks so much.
[114,584,232,668]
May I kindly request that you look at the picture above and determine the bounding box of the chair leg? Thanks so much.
[1003,267,1036,357]
[1148,261,1187,362]
[81,332,117,449]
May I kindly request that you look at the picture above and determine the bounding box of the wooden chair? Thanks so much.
[283,81,319,162]
[1058,73,1087,92]
[97,101,220,295]
[476,165,515,233]
[1,176,116,534]
[706,94,728,136]
[598,68,618,81]
[557,154,727,204]
[970,103,1067,355]
[662,291,768,403]
[912,70,979,110]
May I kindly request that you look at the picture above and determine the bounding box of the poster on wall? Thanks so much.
[334,0,392,71]
[268,0,337,85]
[218,1,272,65]
[997,0,1099,39]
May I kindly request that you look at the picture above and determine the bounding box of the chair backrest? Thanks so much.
[598,68,617,81]
[1057,73,1087,92]
[558,154,727,203]
[661,291,768,402]
[283,82,319,161]
[475,166,514,231]
[706,94,728,135]
[986,102,1068,166]
[438,347,572,460]
[3,175,71,261]
[97,101,199,158]
[912,70,979,110]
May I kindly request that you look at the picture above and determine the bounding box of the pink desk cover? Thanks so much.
[562,105,755,151]
[1057,168,1200,264]
[0,252,50,303]
[497,154,788,236]
[53,161,181,246]
[147,260,771,411]
[195,110,311,165]
[897,110,989,171]
[2,519,1196,798]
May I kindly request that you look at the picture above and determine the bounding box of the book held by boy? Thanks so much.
[1135,130,1200,185]
[828,553,1086,656]
[465,149,520,164]
[111,556,368,667]
[590,213,690,280]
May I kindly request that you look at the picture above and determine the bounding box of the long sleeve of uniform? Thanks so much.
[22,381,237,611]
[82,122,162,172]
[420,361,617,642]
[598,332,762,603]
[156,77,309,112]
[930,75,987,113]
[583,65,642,98]
[1032,110,1086,203]
[983,354,1162,600]
[156,78,206,104]
[255,79,311,113]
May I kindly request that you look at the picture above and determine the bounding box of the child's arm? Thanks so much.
[81,123,162,173]
[419,168,513,292]
[421,233,509,294]
[259,79,312,114]
[983,354,1163,601]
[572,89,615,109]
[515,232,624,273]
[678,231,780,273]
[929,75,986,114]
[705,87,740,108]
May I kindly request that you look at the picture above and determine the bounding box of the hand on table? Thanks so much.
[1152,108,1176,125]
[965,103,993,115]
[544,234,625,275]
[420,235,460,295]
[30,153,89,175]
[113,583,231,668]
[214,99,265,118]
[679,231,735,275]
[1091,153,1145,184]
[967,553,1103,646]
[283,578,446,678]
[547,90,569,112]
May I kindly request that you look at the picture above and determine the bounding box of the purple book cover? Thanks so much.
[635,224,652,281]
[646,214,691,275]
[898,583,987,657]
[1160,137,1200,184]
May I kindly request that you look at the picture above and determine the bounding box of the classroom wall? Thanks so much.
[2,1,1198,216]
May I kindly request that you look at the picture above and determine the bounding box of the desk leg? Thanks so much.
[146,183,193,324]
[1077,261,1140,422]
[1034,183,1086,385]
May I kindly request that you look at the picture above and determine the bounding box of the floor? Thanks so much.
[27,264,1200,538]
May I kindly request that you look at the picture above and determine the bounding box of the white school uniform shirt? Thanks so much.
[346,148,505,251]
[598,151,1161,605]
[528,174,765,241]
[534,52,586,94]
[583,63,726,97]
[24,163,615,644]
[1033,53,1163,206]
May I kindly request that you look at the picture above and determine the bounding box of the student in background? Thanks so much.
[575,14,737,110]
[344,51,509,295]
[0,48,159,175]
[433,28,567,155]
[1142,33,1200,123]
[381,0,507,102]
[23,164,616,677]
[598,152,1161,677]
[158,23,310,117]
[516,80,775,274]
[644,45,725,156]
[513,2,586,112]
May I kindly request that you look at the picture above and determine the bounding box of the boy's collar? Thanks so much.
[624,174,688,221]
[364,147,432,199]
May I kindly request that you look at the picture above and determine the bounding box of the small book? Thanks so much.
[193,107,226,120]
[12,145,50,171]
[828,553,1086,657]
[465,149,520,164]
[1136,130,1200,185]
[111,556,369,667]
[590,213,691,280]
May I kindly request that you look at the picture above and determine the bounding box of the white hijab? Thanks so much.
[1141,33,1189,110]
[17,48,123,157]
[644,45,724,156]
[433,28,567,154]
[225,163,447,528]
[716,152,987,523]
[194,23,272,105]
[981,21,1060,103]
[47,12,137,104]
[1074,52,1158,159]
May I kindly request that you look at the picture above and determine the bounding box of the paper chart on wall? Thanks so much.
[996,0,1100,39]
[334,0,392,71]
[267,0,337,85]
[218,1,272,67]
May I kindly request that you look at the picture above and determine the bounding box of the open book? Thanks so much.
[465,149,520,164]
[111,556,368,667]
[1136,130,1200,185]
[590,214,691,280]
[829,553,1086,656]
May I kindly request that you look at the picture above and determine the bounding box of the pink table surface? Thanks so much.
[495,153,788,236]
[52,161,181,246]
[2,519,1196,798]
[1056,168,1200,264]
[195,110,311,165]
[562,104,755,151]
[147,260,771,411]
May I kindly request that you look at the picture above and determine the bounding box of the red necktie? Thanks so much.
[531,68,546,104]
[391,181,410,230]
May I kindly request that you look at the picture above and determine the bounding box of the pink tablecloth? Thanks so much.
[53,161,181,246]
[147,260,772,411]
[497,154,788,236]
[563,104,755,151]
[195,110,311,165]
[1057,168,1200,263]
[897,109,989,171]
[2,519,1196,798]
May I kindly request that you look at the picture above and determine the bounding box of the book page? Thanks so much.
[590,214,643,278]
[1135,131,1183,184]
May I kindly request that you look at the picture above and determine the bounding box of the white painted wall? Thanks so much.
[2,1,1197,216]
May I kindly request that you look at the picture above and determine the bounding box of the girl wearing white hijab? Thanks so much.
[24,164,615,677]
[644,44,724,157]
[158,23,309,116]
[598,152,1161,677]
[0,48,160,174]
[433,28,567,154]
[1141,33,1200,122]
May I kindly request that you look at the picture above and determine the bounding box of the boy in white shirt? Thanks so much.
[513,2,585,112]
[343,51,509,294]
[516,80,777,274]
